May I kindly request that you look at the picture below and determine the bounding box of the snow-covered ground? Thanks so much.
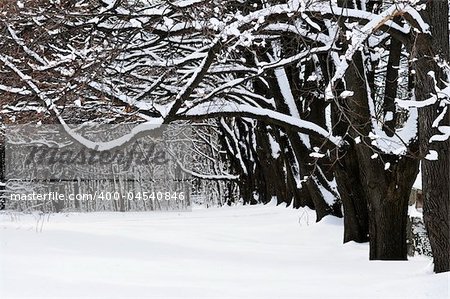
[0,204,448,299]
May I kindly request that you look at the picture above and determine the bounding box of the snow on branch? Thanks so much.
[182,103,341,145]
[166,38,223,119]
[396,71,450,144]
[0,53,164,151]
[6,25,47,66]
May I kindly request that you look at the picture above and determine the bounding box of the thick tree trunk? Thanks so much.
[277,132,315,209]
[0,144,4,210]
[355,145,419,259]
[414,0,450,273]
[254,124,291,204]
[337,51,419,258]
[333,143,369,243]
[330,52,370,243]
[422,141,449,272]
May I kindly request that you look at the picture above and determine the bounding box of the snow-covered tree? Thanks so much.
[412,0,449,273]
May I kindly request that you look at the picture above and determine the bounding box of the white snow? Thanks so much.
[0,85,31,95]
[172,0,204,8]
[163,16,174,28]
[409,205,424,219]
[413,163,422,189]
[339,90,354,98]
[385,111,394,122]
[309,152,325,158]
[396,97,437,108]
[430,125,450,143]
[425,150,439,161]
[268,133,281,159]
[0,205,447,298]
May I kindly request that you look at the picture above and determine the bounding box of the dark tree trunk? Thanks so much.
[355,145,419,260]
[414,0,450,273]
[329,51,370,243]
[337,50,419,259]
[333,142,369,243]
[383,26,402,136]
[254,124,291,204]
[422,139,449,272]
[277,130,315,209]
[0,143,4,210]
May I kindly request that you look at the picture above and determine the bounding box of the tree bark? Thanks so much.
[383,26,402,136]
[414,0,450,273]
[338,51,419,259]
[332,142,369,243]
[330,52,370,243]
[355,144,419,260]
[0,143,4,210]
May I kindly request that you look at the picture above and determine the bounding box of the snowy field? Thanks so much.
[0,204,448,299]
